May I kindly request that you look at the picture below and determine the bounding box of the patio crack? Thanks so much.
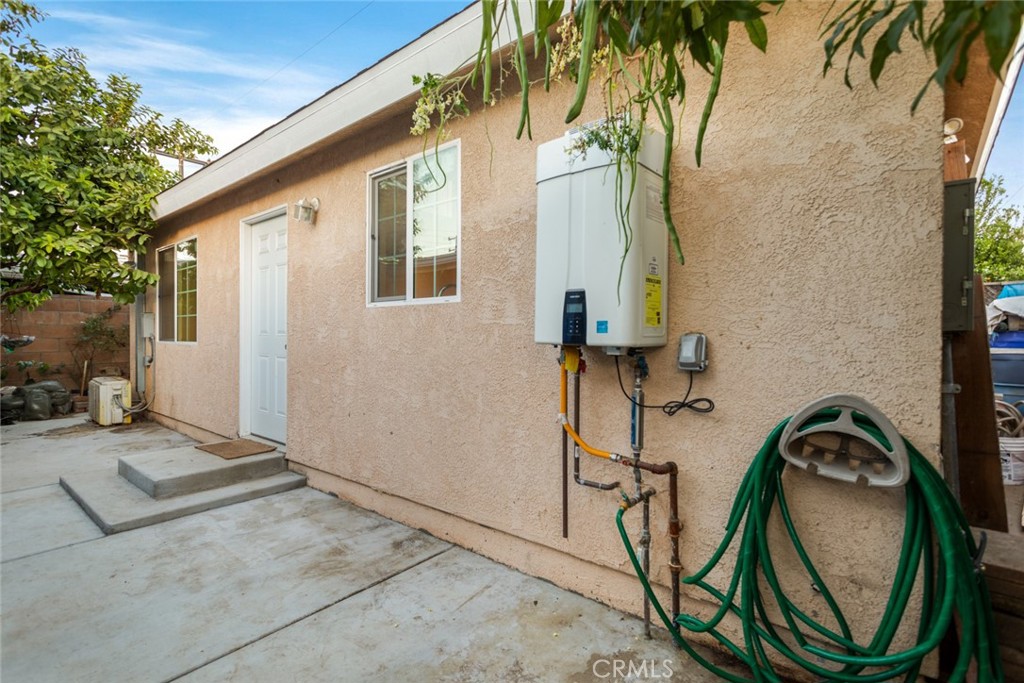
[162,544,453,683]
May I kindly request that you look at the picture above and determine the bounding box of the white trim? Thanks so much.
[366,163,407,304]
[366,296,462,309]
[239,204,288,440]
[366,139,462,307]
[155,235,199,344]
[365,167,374,308]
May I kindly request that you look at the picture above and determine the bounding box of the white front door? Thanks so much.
[250,214,287,443]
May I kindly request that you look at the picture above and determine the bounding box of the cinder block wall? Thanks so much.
[1,295,129,390]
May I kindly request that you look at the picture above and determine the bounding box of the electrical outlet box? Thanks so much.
[678,333,707,372]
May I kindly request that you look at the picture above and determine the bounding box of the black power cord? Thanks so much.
[614,355,715,416]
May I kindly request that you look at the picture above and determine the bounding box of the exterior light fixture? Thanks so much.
[943,117,963,145]
[293,197,320,225]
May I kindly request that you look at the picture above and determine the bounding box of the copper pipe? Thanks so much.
[562,407,569,538]
[643,493,652,637]
[573,370,619,491]
[669,468,680,619]
[617,457,681,621]
[559,350,679,621]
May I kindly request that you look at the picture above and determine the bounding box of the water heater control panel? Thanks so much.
[562,290,587,345]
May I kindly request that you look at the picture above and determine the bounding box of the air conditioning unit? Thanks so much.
[89,376,131,426]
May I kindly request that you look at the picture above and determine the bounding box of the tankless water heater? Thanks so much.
[534,128,668,351]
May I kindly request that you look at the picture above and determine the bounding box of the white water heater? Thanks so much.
[534,128,668,351]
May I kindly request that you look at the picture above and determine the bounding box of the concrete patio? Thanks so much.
[1,415,725,682]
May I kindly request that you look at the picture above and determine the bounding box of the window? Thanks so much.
[369,143,459,303]
[157,238,197,342]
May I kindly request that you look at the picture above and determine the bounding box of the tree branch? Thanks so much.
[0,281,46,302]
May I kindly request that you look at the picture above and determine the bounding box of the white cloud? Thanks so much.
[175,110,288,157]
[42,6,351,158]
[46,8,204,40]
[135,73,342,157]
[83,36,271,81]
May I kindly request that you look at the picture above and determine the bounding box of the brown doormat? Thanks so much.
[196,438,277,460]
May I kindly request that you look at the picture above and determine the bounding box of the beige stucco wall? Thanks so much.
[144,3,945,671]
[142,197,241,441]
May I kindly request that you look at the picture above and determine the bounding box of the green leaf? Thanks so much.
[722,1,767,23]
[982,1,1018,78]
[868,32,894,84]
[952,24,984,85]
[535,0,565,57]
[565,0,599,123]
[884,5,915,53]
[744,17,768,53]
[695,40,724,168]
[687,32,712,71]
[510,0,531,140]
[606,16,631,54]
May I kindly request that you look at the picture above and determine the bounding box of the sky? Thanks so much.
[988,68,1024,206]
[19,1,1024,202]
[28,1,468,161]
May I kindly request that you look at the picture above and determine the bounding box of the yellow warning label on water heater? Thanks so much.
[644,274,662,327]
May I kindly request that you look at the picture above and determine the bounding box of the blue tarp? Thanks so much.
[996,283,1024,299]
[992,331,1024,348]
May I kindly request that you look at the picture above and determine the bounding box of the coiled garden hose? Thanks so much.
[616,410,1003,683]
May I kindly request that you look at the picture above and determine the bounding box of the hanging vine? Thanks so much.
[411,0,1024,265]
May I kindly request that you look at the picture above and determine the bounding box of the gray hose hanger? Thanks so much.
[779,394,911,488]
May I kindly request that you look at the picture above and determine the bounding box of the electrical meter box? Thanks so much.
[942,178,975,332]
[534,128,668,350]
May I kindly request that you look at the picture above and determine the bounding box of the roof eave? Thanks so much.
[154,2,500,221]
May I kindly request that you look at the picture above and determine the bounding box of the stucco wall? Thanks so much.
[142,201,242,439]
[144,3,944,669]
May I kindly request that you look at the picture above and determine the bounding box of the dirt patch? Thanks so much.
[110,422,147,433]
[42,422,101,438]
[40,415,150,438]
[437,658,542,683]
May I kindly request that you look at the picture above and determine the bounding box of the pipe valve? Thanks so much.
[620,488,656,510]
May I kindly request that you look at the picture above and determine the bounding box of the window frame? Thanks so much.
[156,236,199,344]
[366,139,461,307]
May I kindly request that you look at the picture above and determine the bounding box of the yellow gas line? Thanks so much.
[560,347,616,461]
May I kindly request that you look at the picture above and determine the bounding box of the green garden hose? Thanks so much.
[616,410,1003,683]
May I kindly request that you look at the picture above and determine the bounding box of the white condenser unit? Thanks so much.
[89,376,131,426]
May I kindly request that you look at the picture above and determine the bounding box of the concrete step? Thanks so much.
[118,446,286,499]
[61,470,307,535]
